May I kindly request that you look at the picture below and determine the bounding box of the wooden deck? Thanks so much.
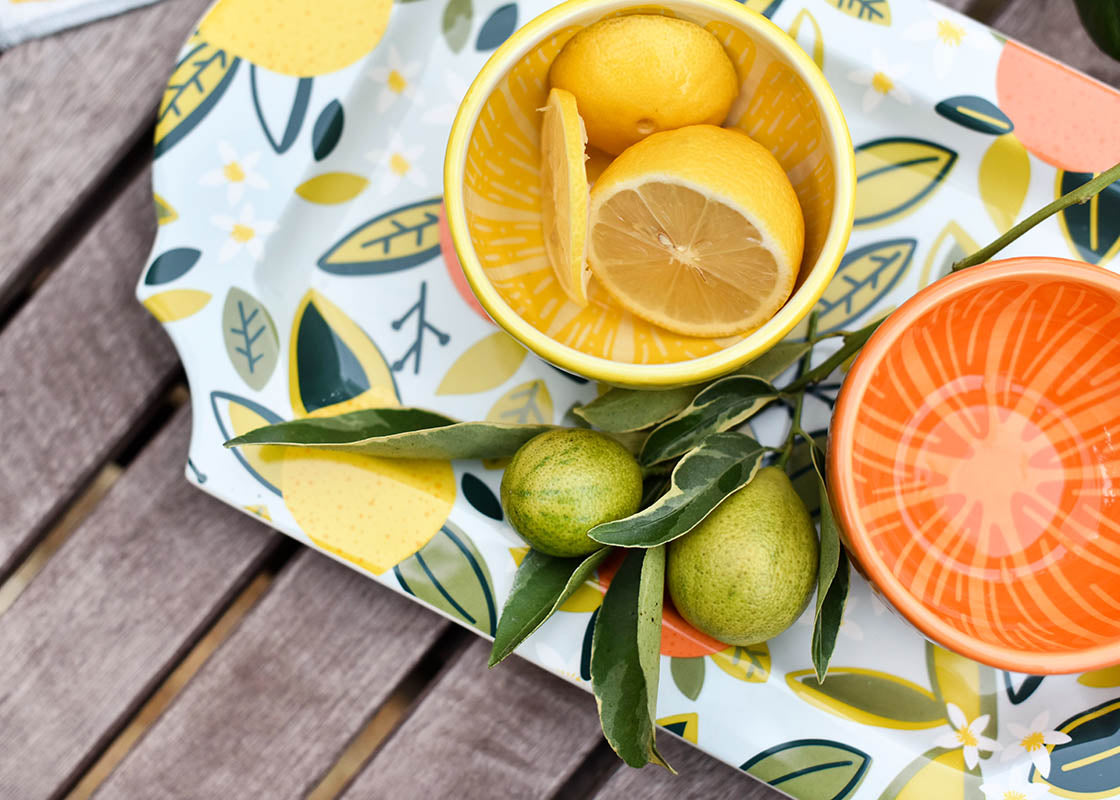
[0,0,1113,797]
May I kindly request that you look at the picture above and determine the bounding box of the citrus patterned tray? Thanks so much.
[140,0,1120,797]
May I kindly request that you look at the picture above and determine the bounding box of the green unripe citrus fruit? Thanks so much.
[500,429,642,557]
[668,466,818,645]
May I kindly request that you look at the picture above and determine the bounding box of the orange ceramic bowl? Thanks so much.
[830,257,1120,674]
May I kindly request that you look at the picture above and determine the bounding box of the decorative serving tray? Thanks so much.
[139,0,1120,796]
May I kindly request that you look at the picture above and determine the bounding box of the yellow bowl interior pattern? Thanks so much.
[446,0,853,386]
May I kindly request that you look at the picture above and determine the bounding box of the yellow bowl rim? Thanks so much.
[444,0,856,387]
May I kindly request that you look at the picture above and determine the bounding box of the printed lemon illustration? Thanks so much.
[588,125,804,337]
[198,0,392,77]
[281,290,455,575]
[550,15,738,154]
[540,87,592,306]
[668,467,818,645]
[501,430,641,557]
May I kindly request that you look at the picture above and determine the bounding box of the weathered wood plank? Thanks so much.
[97,550,452,799]
[342,639,606,799]
[989,0,1120,88]
[0,171,181,577]
[0,408,279,798]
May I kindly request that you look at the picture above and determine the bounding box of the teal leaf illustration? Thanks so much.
[144,247,201,285]
[1058,169,1120,265]
[312,99,344,161]
[824,0,890,24]
[854,138,956,227]
[209,391,284,496]
[744,0,784,18]
[1036,698,1120,797]
[391,281,451,374]
[154,40,240,158]
[297,300,370,412]
[670,657,705,701]
[1004,673,1044,704]
[934,95,1013,136]
[476,3,517,50]
[250,68,312,154]
[814,239,915,334]
[442,0,473,52]
[318,197,442,275]
[742,739,871,800]
[222,287,279,391]
[395,523,497,635]
[462,472,502,520]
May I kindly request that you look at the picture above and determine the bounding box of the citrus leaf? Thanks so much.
[926,642,997,728]
[1078,666,1120,688]
[312,99,344,161]
[438,331,527,395]
[250,67,312,154]
[788,8,824,68]
[461,472,502,520]
[742,738,871,800]
[786,668,946,729]
[854,138,956,227]
[1075,0,1120,60]
[476,3,517,50]
[823,0,890,25]
[591,432,766,548]
[442,0,472,52]
[670,657,705,700]
[979,134,1030,233]
[920,221,979,288]
[580,608,597,681]
[591,547,673,771]
[489,548,610,666]
[640,377,774,466]
[877,747,981,800]
[145,247,201,285]
[1058,169,1120,265]
[711,643,770,683]
[210,391,284,496]
[154,38,240,158]
[142,289,211,322]
[295,172,369,204]
[813,239,915,334]
[1039,698,1120,797]
[222,287,279,391]
[934,95,1013,136]
[486,380,552,425]
[153,193,178,225]
[319,197,442,275]
[789,429,829,518]
[807,442,848,682]
[225,407,555,460]
[395,523,497,635]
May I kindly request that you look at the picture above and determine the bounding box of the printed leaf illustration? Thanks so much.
[878,747,981,800]
[295,172,369,204]
[319,197,443,275]
[854,138,957,227]
[744,0,783,17]
[934,95,1014,136]
[823,0,890,25]
[813,239,915,334]
[742,739,871,800]
[437,331,527,395]
[671,657,705,700]
[389,281,450,375]
[461,472,502,520]
[581,607,597,681]
[1036,698,1120,797]
[1058,169,1120,265]
[153,193,178,225]
[476,3,517,50]
[289,289,398,416]
[210,391,284,496]
[486,380,553,425]
[1078,666,1120,688]
[920,221,978,287]
[657,712,698,744]
[250,67,312,154]
[1005,673,1045,703]
[786,668,947,729]
[926,642,997,729]
[591,432,766,548]
[144,247,201,285]
[222,287,279,391]
[154,38,240,158]
[143,289,211,323]
[788,9,824,68]
[312,99,344,160]
[442,0,473,53]
[711,643,770,683]
[395,523,497,635]
[980,134,1030,233]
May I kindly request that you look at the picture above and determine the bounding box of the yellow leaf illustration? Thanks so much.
[883,747,981,800]
[1079,666,1120,688]
[509,547,530,566]
[295,172,370,205]
[243,505,272,521]
[155,37,239,158]
[920,220,979,287]
[228,399,285,494]
[926,644,994,725]
[812,238,915,333]
[979,134,1030,233]
[788,9,824,68]
[657,712,698,744]
[786,668,946,729]
[855,138,957,228]
[437,331,528,395]
[143,289,211,322]
[319,197,443,275]
[824,0,890,25]
[711,643,770,683]
[486,380,553,425]
[153,192,178,225]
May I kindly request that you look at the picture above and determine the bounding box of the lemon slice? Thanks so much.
[588,125,805,338]
[540,87,591,306]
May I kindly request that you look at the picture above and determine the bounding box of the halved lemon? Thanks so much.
[540,87,592,306]
[587,125,805,338]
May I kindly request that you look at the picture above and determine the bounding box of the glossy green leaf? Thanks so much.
[591,432,765,548]
[814,240,915,334]
[786,669,946,729]
[489,548,610,666]
[1058,169,1120,265]
[312,99,344,161]
[145,247,201,285]
[225,407,555,459]
[1038,699,1120,796]
[824,0,890,25]
[854,138,956,227]
[222,287,279,391]
[742,738,871,800]
[807,442,849,682]
[592,547,672,771]
[395,523,497,634]
[154,39,240,158]
[1075,0,1120,60]
[934,95,1013,136]
[640,377,775,466]
[789,429,829,517]
[671,657,705,701]
[442,0,473,52]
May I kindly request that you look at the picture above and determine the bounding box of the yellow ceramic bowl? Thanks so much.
[444,0,855,387]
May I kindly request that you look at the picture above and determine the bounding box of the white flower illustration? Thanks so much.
[979,774,1052,800]
[422,69,470,126]
[210,204,277,263]
[848,49,912,113]
[934,702,1001,769]
[367,45,423,112]
[904,10,998,79]
[367,133,427,195]
[199,141,268,206]
[1000,711,1072,778]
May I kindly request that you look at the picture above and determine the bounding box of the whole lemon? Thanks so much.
[501,429,642,557]
[668,467,818,645]
[549,15,739,155]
